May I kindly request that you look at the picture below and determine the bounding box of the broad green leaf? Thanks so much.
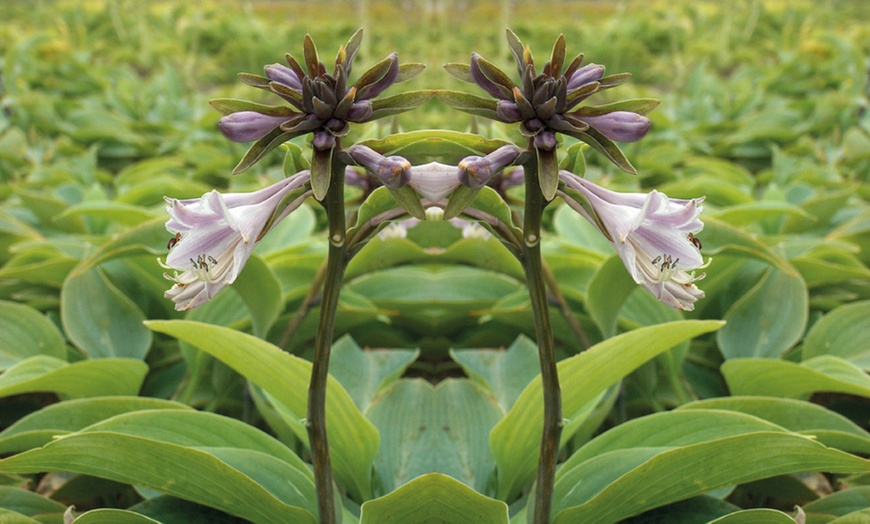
[491,320,724,500]
[61,267,152,359]
[70,217,167,276]
[347,187,404,241]
[386,184,426,220]
[802,487,870,519]
[802,300,870,369]
[73,509,161,524]
[56,202,158,226]
[359,473,508,524]
[708,509,798,523]
[231,255,282,338]
[827,509,870,523]
[575,98,660,117]
[328,335,419,413]
[701,216,797,276]
[679,397,870,455]
[0,509,42,523]
[358,130,509,164]
[208,98,296,116]
[0,300,66,370]
[551,205,614,255]
[128,495,248,524]
[369,90,435,120]
[0,486,65,516]
[717,266,807,359]
[616,495,739,524]
[0,356,147,399]
[585,254,636,338]
[552,432,870,523]
[367,379,502,494]
[443,185,483,220]
[722,356,870,399]
[709,201,813,226]
[433,90,501,121]
[0,433,316,524]
[450,335,540,413]
[0,397,190,454]
[145,320,378,501]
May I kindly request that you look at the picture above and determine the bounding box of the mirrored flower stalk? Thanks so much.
[559,171,709,311]
[161,171,311,311]
[209,29,430,200]
[440,29,658,200]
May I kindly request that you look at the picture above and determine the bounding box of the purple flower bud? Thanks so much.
[534,130,557,150]
[265,63,302,91]
[312,130,335,151]
[347,145,411,188]
[458,145,522,188]
[496,100,523,122]
[567,64,605,90]
[360,52,400,100]
[579,111,651,142]
[346,100,373,122]
[218,111,289,142]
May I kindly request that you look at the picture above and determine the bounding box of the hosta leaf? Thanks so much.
[574,98,660,117]
[802,300,870,369]
[145,320,378,501]
[0,433,316,524]
[443,63,473,83]
[585,254,637,338]
[491,320,724,501]
[0,397,189,454]
[357,130,509,164]
[433,90,501,121]
[552,432,870,523]
[0,356,147,399]
[369,90,434,120]
[73,509,161,523]
[0,300,66,370]
[722,356,870,399]
[208,98,296,117]
[708,509,799,523]
[359,473,508,524]
[0,486,65,516]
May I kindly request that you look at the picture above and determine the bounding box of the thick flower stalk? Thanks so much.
[210,30,429,200]
[161,172,311,311]
[559,171,708,310]
[441,30,658,200]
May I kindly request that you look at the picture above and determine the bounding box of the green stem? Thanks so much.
[522,159,562,524]
[307,152,347,524]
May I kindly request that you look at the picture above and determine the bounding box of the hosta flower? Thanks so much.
[407,162,462,202]
[560,171,708,311]
[457,145,522,188]
[160,172,310,311]
[441,30,658,199]
[347,145,412,188]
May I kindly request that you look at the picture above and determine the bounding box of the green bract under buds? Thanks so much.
[440,29,660,200]
[209,29,431,200]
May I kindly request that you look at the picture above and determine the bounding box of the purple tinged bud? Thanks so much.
[360,52,399,100]
[346,100,373,121]
[265,63,302,90]
[312,130,335,151]
[579,111,651,142]
[471,53,509,100]
[567,63,605,90]
[534,130,557,150]
[496,100,523,122]
[347,145,411,188]
[218,111,289,142]
[458,145,522,188]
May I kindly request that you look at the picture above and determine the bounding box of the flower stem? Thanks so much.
[522,159,562,524]
[307,151,347,524]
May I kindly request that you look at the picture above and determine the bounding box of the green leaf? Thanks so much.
[574,128,636,174]
[722,356,870,399]
[803,487,870,519]
[0,356,147,399]
[71,217,167,276]
[585,254,637,338]
[347,187,406,241]
[369,90,434,120]
[802,300,870,369]
[128,495,249,524]
[450,335,540,413]
[717,266,808,359]
[61,267,152,359]
[208,99,297,117]
[432,90,501,121]
[443,184,483,220]
[357,130,510,164]
[537,146,559,201]
[490,320,724,500]
[679,397,870,455]
[233,128,296,175]
[328,336,418,413]
[709,201,813,226]
[708,509,800,523]
[73,509,161,524]
[145,320,379,501]
[0,509,42,523]
[0,486,65,516]
[310,145,332,202]
[367,379,503,494]
[386,184,426,220]
[57,202,158,226]
[443,63,473,83]
[232,255,282,338]
[359,473,508,524]
[700,216,797,276]
[395,63,426,84]
[574,98,660,117]
[552,432,870,523]
[0,300,66,370]
[0,397,190,454]
[0,433,316,524]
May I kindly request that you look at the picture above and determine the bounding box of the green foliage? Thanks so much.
[1,0,869,522]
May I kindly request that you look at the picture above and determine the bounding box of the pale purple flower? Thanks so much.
[407,162,462,202]
[578,111,651,142]
[160,172,310,311]
[560,171,708,311]
[218,111,292,142]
